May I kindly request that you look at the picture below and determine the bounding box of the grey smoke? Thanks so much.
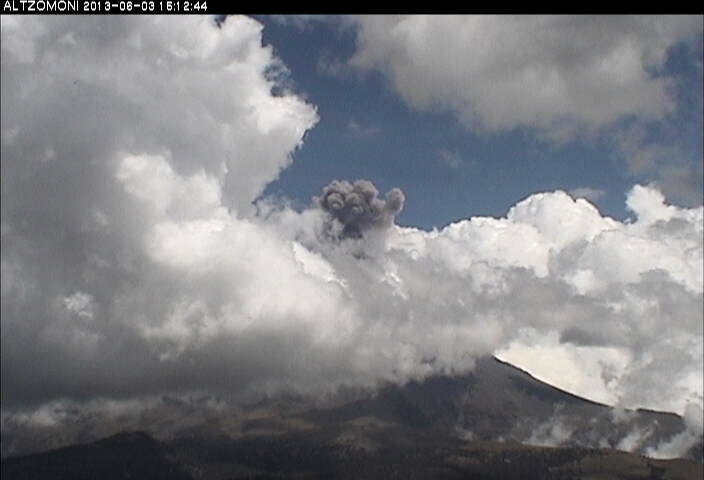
[315,180,405,238]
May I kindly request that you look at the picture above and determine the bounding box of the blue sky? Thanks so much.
[255,16,703,230]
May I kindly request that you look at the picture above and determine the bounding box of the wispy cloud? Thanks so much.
[437,148,466,169]
[611,124,703,206]
[569,187,606,203]
[346,118,380,138]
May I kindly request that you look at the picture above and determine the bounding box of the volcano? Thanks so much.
[2,357,701,479]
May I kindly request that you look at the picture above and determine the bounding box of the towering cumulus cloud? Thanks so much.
[1,15,702,459]
[1,15,320,407]
[315,180,405,238]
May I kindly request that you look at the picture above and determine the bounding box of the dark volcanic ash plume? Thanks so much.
[315,180,405,238]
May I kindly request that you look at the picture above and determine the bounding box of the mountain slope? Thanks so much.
[261,357,689,456]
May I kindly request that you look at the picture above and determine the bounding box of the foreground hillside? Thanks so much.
[2,429,702,480]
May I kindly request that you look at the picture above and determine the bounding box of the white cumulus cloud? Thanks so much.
[345,15,702,137]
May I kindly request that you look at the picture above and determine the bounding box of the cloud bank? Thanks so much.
[1,15,702,450]
[344,15,702,137]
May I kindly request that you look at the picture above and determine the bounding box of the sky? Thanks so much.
[256,15,703,227]
[1,14,703,454]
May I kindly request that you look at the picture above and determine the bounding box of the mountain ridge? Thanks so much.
[2,357,701,479]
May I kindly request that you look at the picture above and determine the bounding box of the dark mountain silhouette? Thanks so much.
[3,427,701,480]
[1,431,191,480]
[2,357,702,479]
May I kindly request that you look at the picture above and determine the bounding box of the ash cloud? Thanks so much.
[315,179,404,238]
